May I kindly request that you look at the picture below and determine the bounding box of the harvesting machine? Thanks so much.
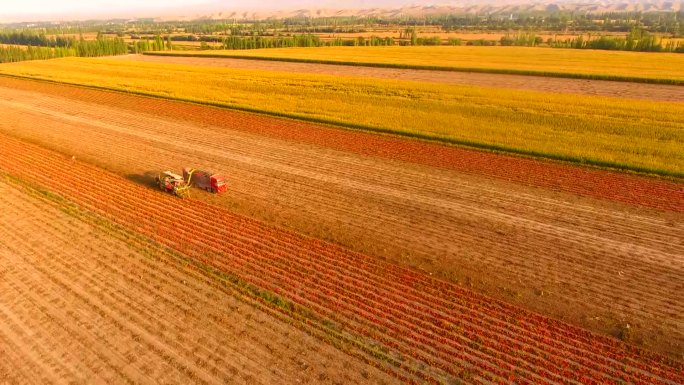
[155,168,227,198]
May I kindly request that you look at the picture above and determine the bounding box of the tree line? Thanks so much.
[551,29,684,52]
[215,33,462,50]
[130,35,171,53]
[0,31,167,63]
[497,28,684,52]
[0,45,74,63]
[218,34,398,49]
[0,35,129,63]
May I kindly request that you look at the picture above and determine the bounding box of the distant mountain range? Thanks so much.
[160,1,683,22]
[2,1,681,24]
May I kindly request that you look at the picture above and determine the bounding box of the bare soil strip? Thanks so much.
[0,77,681,358]
[117,54,684,102]
[0,179,396,385]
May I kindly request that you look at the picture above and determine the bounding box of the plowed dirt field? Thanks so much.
[118,54,684,102]
[0,76,682,361]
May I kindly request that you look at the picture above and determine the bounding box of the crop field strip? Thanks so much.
[0,76,680,212]
[1,80,683,357]
[0,179,397,385]
[1,135,683,384]
[119,54,684,103]
[1,60,683,177]
[145,46,684,84]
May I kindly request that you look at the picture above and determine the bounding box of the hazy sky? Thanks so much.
[0,0,434,22]
[1,0,214,21]
[8,0,549,23]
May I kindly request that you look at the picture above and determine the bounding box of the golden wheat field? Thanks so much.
[1,57,682,175]
[150,46,684,82]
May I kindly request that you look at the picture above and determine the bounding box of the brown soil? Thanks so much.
[115,54,684,102]
[0,77,681,358]
[0,179,396,385]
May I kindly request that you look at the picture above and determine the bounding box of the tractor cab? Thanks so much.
[156,171,189,197]
[163,171,183,182]
[162,171,184,188]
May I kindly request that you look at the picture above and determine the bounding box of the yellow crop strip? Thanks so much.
[150,46,684,83]
[1,57,682,176]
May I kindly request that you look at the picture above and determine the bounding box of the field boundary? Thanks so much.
[1,72,682,180]
[143,51,684,86]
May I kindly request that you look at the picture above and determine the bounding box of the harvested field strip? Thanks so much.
[1,135,681,384]
[0,178,400,385]
[0,76,681,213]
[1,60,683,177]
[120,55,684,103]
[145,46,684,84]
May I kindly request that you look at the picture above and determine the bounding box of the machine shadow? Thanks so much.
[126,171,159,188]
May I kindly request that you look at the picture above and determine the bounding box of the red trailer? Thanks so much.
[183,168,227,194]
